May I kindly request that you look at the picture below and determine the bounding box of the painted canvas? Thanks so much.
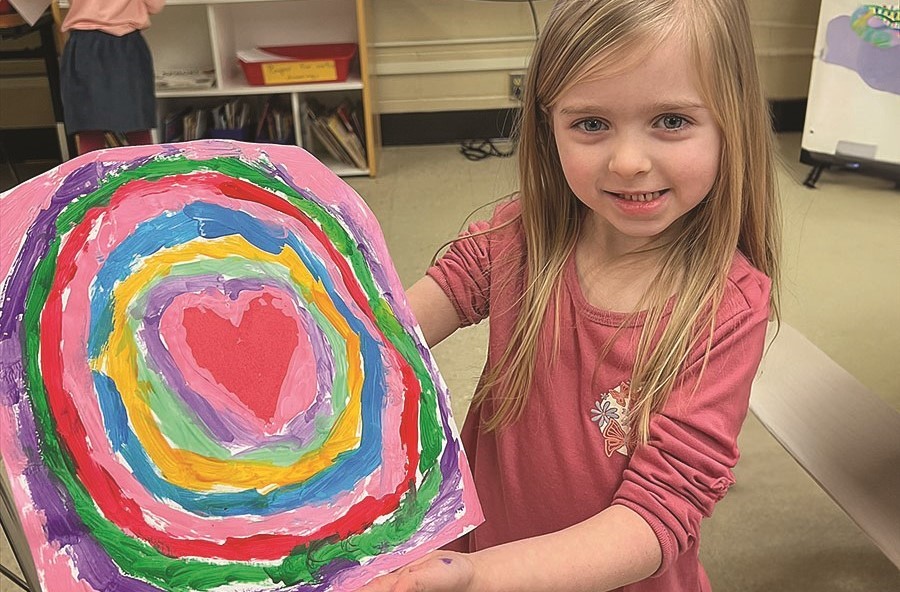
[0,141,482,591]
[802,1,900,168]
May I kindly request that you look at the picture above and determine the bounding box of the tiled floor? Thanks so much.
[1,133,898,591]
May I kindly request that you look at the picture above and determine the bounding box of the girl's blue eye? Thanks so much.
[577,119,606,132]
[658,115,688,130]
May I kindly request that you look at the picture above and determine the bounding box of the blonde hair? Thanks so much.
[472,0,781,443]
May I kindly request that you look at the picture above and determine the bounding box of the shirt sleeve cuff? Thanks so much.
[425,267,478,328]
[612,499,676,578]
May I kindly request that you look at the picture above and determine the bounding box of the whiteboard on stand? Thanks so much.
[801,1,900,174]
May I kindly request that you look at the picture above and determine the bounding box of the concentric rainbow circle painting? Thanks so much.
[0,141,482,591]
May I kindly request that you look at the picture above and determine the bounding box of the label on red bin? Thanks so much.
[262,61,338,84]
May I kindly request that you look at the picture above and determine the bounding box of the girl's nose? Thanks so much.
[607,135,652,178]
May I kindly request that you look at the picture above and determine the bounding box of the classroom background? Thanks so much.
[1,1,898,591]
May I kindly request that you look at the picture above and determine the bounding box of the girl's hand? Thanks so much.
[357,551,477,592]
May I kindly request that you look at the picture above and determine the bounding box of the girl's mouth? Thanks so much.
[611,189,668,202]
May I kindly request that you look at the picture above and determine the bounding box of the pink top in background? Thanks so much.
[62,0,164,35]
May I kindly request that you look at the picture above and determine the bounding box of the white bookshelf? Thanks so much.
[63,0,380,176]
[155,77,364,98]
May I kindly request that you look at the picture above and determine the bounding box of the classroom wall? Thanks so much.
[749,0,821,100]
[0,0,821,128]
[370,0,821,113]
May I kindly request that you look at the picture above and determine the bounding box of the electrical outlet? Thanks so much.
[509,73,525,101]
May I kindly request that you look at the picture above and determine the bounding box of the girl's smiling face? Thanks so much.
[551,35,722,256]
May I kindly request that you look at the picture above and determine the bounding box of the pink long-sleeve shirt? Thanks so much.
[428,200,770,591]
[62,0,164,35]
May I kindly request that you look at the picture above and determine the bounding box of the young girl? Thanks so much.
[60,0,164,154]
[362,0,779,590]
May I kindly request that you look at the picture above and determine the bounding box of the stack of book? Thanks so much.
[162,107,208,142]
[155,69,216,91]
[211,99,251,134]
[302,98,366,169]
[102,132,132,147]
[163,100,253,143]
[255,98,294,144]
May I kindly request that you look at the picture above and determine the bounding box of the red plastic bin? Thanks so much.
[239,43,358,86]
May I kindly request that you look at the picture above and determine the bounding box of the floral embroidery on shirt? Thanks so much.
[589,380,631,457]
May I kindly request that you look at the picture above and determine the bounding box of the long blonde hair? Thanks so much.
[472,0,780,443]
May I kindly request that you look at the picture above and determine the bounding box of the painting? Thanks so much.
[801,1,900,170]
[0,141,482,591]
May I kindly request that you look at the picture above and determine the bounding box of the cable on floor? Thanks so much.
[459,139,515,161]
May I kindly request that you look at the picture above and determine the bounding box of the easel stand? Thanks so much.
[0,463,39,592]
[800,148,900,189]
[802,163,826,188]
[0,562,30,592]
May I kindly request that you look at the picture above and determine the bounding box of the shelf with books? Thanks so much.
[300,95,367,172]
[156,91,370,175]
[139,0,379,176]
[159,95,298,144]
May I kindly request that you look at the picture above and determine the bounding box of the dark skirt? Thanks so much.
[60,29,157,133]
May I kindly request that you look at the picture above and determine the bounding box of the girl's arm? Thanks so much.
[407,275,463,347]
[360,505,661,592]
[470,505,661,592]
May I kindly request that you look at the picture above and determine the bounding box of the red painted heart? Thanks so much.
[179,290,301,424]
